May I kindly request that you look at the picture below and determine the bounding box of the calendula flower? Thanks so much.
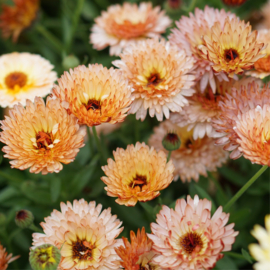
[199,17,265,78]
[169,6,236,92]
[101,142,174,206]
[90,2,171,56]
[15,209,34,228]
[52,64,132,127]
[0,0,39,42]
[0,243,20,270]
[113,39,195,121]
[114,227,163,270]
[249,215,270,270]
[0,52,57,108]
[148,195,239,270]
[212,81,270,159]
[32,199,123,270]
[0,96,85,175]
[222,0,247,5]
[148,120,228,182]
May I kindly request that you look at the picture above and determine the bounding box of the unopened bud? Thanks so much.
[15,209,34,228]
[222,0,247,6]
[162,132,181,151]
[62,55,80,70]
[29,244,61,270]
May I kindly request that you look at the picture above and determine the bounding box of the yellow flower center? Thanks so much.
[36,246,56,269]
[129,174,147,190]
[4,71,28,90]
[85,99,101,111]
[36,131,53,150]
[72,240,94,261]
[224,49,239,62]
[180,232,203,255]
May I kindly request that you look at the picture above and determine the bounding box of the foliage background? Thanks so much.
[0,0,269,269]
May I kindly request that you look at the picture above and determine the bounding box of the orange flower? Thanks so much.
[222,0,247,5]
[90,2,171,56]
[199,17,265,78]
[114,228,161,270]
[52,64,132,127]
[0,96,85,174]
[101,142,174,206]
[0,243,20,270]
[0,0,39,42]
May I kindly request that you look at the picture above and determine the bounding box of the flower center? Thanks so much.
[5,71,28,89]
[224,49,239,62]
[36,131,53,150]
[129,174,147,190]
[180,232,203,255]
[72,240,94,260]
[16,210,27,220]
[184,138,192,148]
[147,73,163,87]
[85,99,101,111]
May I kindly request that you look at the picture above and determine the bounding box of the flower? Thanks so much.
[0,0,39,42]
[101,142,174,206]
[0,96,85,175]
[114,227,163,270]
[261,1,270,29]
[222,0,247,5]
[15,209,34,228]
[148,195,239,270]
[246,29,270,79]
[90,2,171,56]
[249,215,270,270]
[148,120,228,182]
[169,6,236,92]
[113,39,195,121]
[0,243,20,270]
[52,64,132,127]
[212,80,270,160]
[0,52,57,108]
[199,17,265,78]
[32,199,123,270]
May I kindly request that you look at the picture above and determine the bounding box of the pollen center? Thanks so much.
[180,232,203,255]
[85,99,101,111]
[72,240,94,260]
[224,49,239,62]
[5,71,28,89]
[36,131,53,150]
[147,73,163,87]
[129,174,147,190]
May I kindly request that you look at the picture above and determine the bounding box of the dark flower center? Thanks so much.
[224,49,239,62]
[85,99,101,111]
[36,131,53,150]
[147,73,163,87]
[184,138,192,148]
[5,71,27,89]
[165,133,179,144]
[16,210,27,220]
[72,240,94,260]
[180,232,203,254]
[130,174,147,190]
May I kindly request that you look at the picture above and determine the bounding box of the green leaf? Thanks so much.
[241,248,253,264]
[50,177,61,202]
[0,186,19,204]
[214,255,238,270]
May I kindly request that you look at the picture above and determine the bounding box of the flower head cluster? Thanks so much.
[113,39,195,121]
[0,243,20,270]
[148,195,238,270]
[90,2,171,56]
[32,199,123,270]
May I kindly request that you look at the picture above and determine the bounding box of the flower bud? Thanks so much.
[29,244,61,270]
[162,132,181,151]
[15,209,34,228]
[222,0,247,6]
[62,55,80,70]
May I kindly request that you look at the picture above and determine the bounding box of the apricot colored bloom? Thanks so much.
[212,81,270,160]
[0,96,85,175]
[52,64,132,127]
[148,195,239,270]
[247,29,270,79]
[101,142,174,206]
[0,243,20,270]
[249,215,270,270]
[199,17,265,78]
[0,52,57,108]
[114,227,164,270]
[32,199,123,270]
[222,0,247,5]
[0,0,39,42]
[90,2,171,56]
[148,120,228,182]
[169,6,236,92]
[113,39,195,121]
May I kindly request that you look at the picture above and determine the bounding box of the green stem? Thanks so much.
[86,126,94,156]
[29,224,43,233]
[224,165,268,212]
[92,126,104,163]
[167,151,172,162]
[35,24,64,53]
[225,252,249,260]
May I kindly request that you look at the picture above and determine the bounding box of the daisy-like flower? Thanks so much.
[113,39,195,121]
[32,199,123,270]
[222,0,247,5]
[0,243,20,270]
[199,17,265,78]
[212,81,270,159]
[249,215,270,270]
[247,29,270,79]
[0,96,85,175]
[52,64,132,127]
[169,6,236,92]
[148,120,228,182]
[101,142,174,206]
[114,227,164,270]
[90,2,171,56]
[0,0,39,42]
[0,52,57,108]
[148,195,239,270]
